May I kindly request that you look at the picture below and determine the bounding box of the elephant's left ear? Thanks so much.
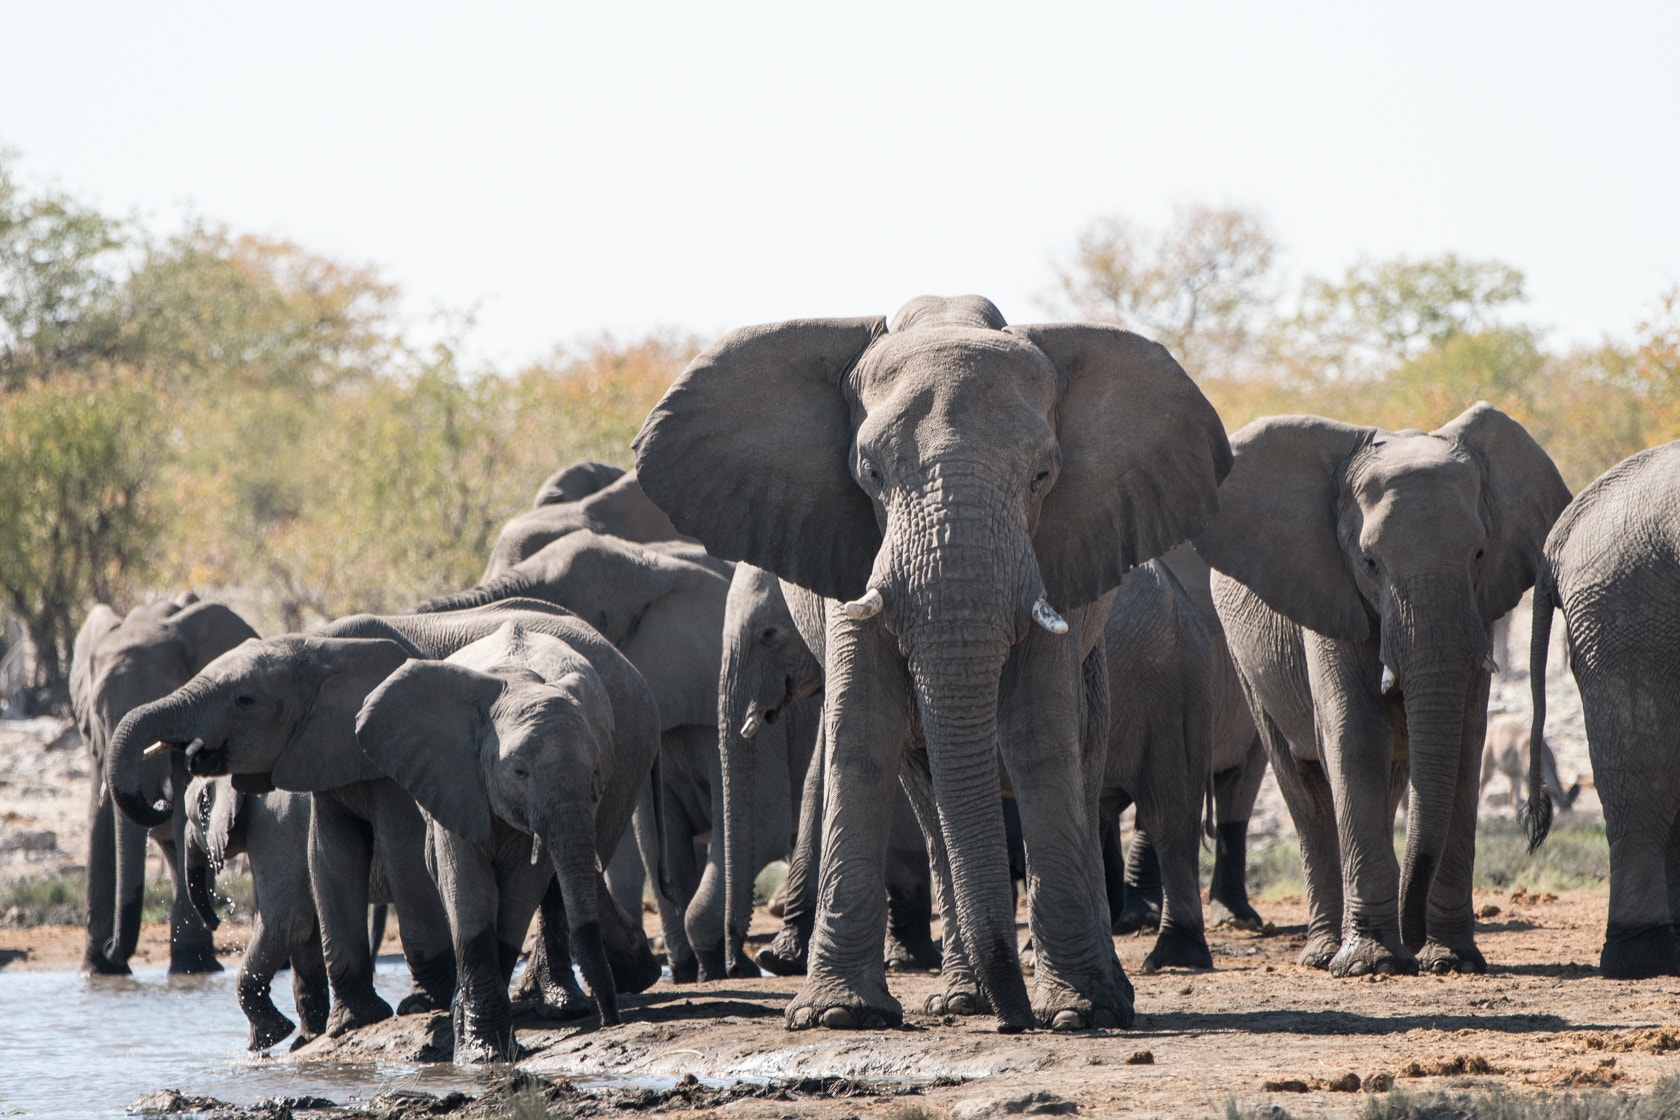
[1433,402,1572,624]
[1008,324,1234,609]
[175,602,262,675]
[271,638,414,793]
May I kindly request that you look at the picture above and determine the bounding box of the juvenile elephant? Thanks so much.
[1195,404,1570,977]
[70,594,259,974]
[484,467,683,578]
[1527,440,1680,978]
[107,602,662,1034]
[357,621,662,1060]
[184,776,330,1050]
[635,294,1230,1032]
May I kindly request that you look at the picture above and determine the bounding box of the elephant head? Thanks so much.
[355,623,625,1025]
[483,468,684,578]
[530,460,626,508]
[415,529,729,731]
[1194,402,1571,950]
[107,634,415,829]
[633,295,1230,1017]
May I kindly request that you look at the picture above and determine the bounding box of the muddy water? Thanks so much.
[0,960,477,1118]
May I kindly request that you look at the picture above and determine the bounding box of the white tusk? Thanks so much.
[143,741,169,758]
[740,713,762,739]
[530,833,543,865]
[1483,654,1500,675]
[844,587,885,621]
[184,738,205,759]
[1380,663,1397,692]
[1031,596,1068,635]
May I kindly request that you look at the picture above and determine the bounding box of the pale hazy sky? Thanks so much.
[4,2,1676,367]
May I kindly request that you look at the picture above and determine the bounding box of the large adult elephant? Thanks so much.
[484,466,683,578]
[70,594,258,974]
[1195,404,1570,977]
[634,294,1230,1032]
[106,602,662,1034]
[1527,440,1680,978]
[357,620,662,1060]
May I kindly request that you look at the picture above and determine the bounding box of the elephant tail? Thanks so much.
[1523,565,1557,853]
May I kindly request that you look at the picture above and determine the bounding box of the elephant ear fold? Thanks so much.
[1193,414,1374,642]
[1433,402,1572,624]
[633,318,888,600]
[71,605,122,743]
[1008,324,1234,610]
[355,660,498,841]
[270,638,413,793]
[175,602,261,675]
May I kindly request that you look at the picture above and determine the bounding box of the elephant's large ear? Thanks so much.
[355,660,498,841]
[1193,415,1374,642]
[71,604,122,743]
[174,602,261,675]
[617,559,730,731]
[1007,324,1234,609]
[270,638,413,793]
[1433,402,1572,624]
[633,318,888,600]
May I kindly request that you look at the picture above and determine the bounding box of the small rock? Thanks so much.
[950,1090,1078,1118]
[1478,904,1502,919]
[680,1073,700,1087]
[0,829,56,852]
[128,1088,231,1114]
[1364,1072,1394,1092]
[1125,1050,1154,1065]
[1261,1079,1310,1093]
[1326,1073,1361,1092]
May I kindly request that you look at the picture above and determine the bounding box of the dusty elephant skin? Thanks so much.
[1195,404,1572,978]
[70,594,259,976]
[1528,439,1680,979]
[634,294,1231,1033]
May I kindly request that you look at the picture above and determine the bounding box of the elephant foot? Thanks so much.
[1600,923,1680,980]
[1418,938,1486,975]
[785,974,902,1031]
[327,992,394,1037]
[80,950,131,976]
[725,943,764,979]
[397,991,448,1015]
[884,929,942,973]
[1207,894,1265,931]
[1032,982,1133,1033]
[924,982,990,1017]
[1297,931,1341,970]
[755,927,809,977]
[288,1030,320,1053]
[452,1002,517,1065]
[246,1007,298,1052]
[1142,927,1214,972]
[1329,932,1417,978]
[1112,892,1162,935]
[669,951,699,984]
[695,943,728,983]
[607,941,663,994]
[512,956,590,1016]
[169,944,224,974]
[765,880,788,919]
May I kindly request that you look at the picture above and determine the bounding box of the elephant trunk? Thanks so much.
[185,837,220,932]
[109,802,151,966]
[108,695,198,829]
[1386,574,1486,953]
[411,572,528,614]
[546,824,617,1026]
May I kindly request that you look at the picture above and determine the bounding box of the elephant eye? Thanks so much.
[1363,557,1378,575]
[510,762,530,780]
[1031,468,1051,492]
[235,694,255,709]
[1474,548,1486,561]
[760,626,778,644]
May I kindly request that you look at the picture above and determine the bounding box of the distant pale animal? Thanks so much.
[1479,712,1578,812]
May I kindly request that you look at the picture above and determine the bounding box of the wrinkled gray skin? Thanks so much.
[717,564,939,981]
[1116,545,1270,936]
[1197,404,1570,977]
[185,776,330,1051]
[1527,440,1680,979]
[70,595,258,974]
[483,467,684,579]
[415,530,747,983]
[635,294,1231,1032]
[107,602,662,1036]
[357,622,662,1061]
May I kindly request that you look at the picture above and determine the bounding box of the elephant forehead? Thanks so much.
[198,637,292,684]
[851,329,1057,409]
[1355,436,1479,496]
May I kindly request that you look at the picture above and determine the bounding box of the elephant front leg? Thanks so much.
[758,721,825,977]
[375,788,458,1015]
[289,926,331,1048]
[1257,733,1345,969]
[512,880,592,1019]
[237,911,299,1051]
[900,752,987,1017]
[1208,735,1269,929]
[1415,688,1488,974]
[309,795,392,1035]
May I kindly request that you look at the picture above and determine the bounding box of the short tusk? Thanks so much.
[1031,596,1068,636]
[1380,663,1397,693]
[844,587,885,621]
[740,713,762,739]
[530,833,543,866]
[143,741,169,758]
[184,738,205,759]
[1483,654,1500,675]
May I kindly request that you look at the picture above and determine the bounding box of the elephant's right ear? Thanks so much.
[271,638,414,793]
[355,660,499,842]
[174,602,261,675]
[71,604,122,743]
[1194,415,1375,642]
[633,318,888,601]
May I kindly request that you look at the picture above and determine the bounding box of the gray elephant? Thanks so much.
[1116,545,1270,934]
[634,294,1230,1032]
[1195,403,1570,977]
[356,620,662,1060]
[530,460,627,508]
[70,594,259,974]
[484,466,683,578]
[1526,440,1679,978]
[106,601,661,1035]
[184,776,330,1050]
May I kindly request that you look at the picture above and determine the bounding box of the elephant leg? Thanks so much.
[1098,796,1131,932]
[758,719,825,977]
[1116,826,1162,934]
[512,878,591,1019]
[1592,684,1680,978]
[164,791,220,974]
[685,745,729,982]
[1207,735,1268,928]
[884,786,940,973]
[431,830,515,1064]
[238,910,299,1051]
[1256,718,1345,970]
[603,830,646,920]
[82,781,126,974]
[786,609,911,1032]
[598,872,662,993]
[1416,681,1490,974]
[309,794,391,1035]
[289,926,331,1047]
[900,748,985,1016]
[373,789,457,1015]
[1000,629,1130,1031]
[1137,802,1212,972]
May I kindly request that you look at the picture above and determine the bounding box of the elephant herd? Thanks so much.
[68,294,1680,1062]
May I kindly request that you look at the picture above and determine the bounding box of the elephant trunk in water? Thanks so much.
[547,822,618,1026]
[1387,573,1487,953]
[109,804,151,966]
[411,572,527,614]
